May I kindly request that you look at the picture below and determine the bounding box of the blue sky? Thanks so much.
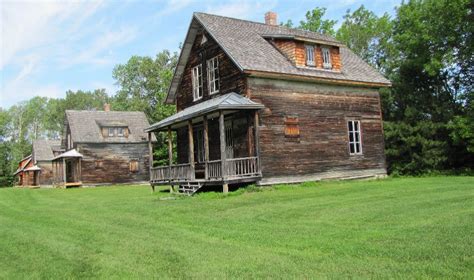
[0,0,400,108]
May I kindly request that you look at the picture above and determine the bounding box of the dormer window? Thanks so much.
[207,56,219,95]
[192,65,203,101]
[103,127,128,138]
[305,45,315,66]
[322,47,332,69]
[117,127,125,137]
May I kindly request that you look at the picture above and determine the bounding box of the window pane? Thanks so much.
[349,131,354,142]
[350,143,355,154]
[354,121,359,132]
[355,131,359,142]
[356,143,360,153]
[348,121,353,132]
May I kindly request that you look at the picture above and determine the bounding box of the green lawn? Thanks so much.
[0,177,473,278]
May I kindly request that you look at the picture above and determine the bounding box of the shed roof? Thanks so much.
[166,12,391,103]
[52,149,83,160]
[66,110,154,143]
[33,139,61,162]
[146,92,264,132]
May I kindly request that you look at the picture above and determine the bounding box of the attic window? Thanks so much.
[103,127,128,137]
[322,47,332,69]
[117,127,125,137]
[305,45,315,66]
[192,65,203,101]
[108,127,115,137]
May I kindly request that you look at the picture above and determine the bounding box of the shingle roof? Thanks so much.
[166,12,391,103]
[52,149,83,160]
[147,92,264,132]
[66,110,154,143]
[33,140,61,161]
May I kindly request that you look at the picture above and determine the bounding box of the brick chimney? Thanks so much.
[265,11,277,26]
[103,103,111,112]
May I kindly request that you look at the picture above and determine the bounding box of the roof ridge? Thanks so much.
[193,12,338,42]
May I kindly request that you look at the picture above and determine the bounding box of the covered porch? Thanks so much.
[52,149,83,188]
[146,93,264,193]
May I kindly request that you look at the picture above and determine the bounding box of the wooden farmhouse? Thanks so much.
[146,12,391,194]
[15,105,154,187]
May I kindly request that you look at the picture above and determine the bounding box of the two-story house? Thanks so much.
[145,12,391,194]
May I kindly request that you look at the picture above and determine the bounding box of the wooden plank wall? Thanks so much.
[176,30,246,111]
[78,143,149,184]
[248,77,386,179]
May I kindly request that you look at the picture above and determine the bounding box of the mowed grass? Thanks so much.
[0,177,472,279]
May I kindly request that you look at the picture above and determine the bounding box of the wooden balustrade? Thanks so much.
[206,160,222,179]
[150,163,192,182]
[226,157,260,178]
[150,157,260,183]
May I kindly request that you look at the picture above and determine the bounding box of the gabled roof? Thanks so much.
[66,110,154,143]
[166,12,391,103]
[146,92,264,132]
[33,139,61,161]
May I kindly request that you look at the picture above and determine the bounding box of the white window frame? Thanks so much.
[192,65,203,101]
[117,127,124,137]
[348,120,362,155]
[322,47,332,69]
[207,56,219,95]
[108,127,115,137]
[305,45,315,66]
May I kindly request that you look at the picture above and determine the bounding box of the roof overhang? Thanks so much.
[24,165,41,172]
[244,70,392,88]
[147,92,264,132]
[52,149,83,161]
[262,34,344,47]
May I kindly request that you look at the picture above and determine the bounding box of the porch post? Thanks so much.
[148,132,154,192]
[62,158,66,185]
[188,120,195,180]
[78,158,82,183]
[219,111,227,193]
[254,111,261,174]
[203,115,209,179]
[167,126,173,171]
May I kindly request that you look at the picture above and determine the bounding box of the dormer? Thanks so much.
[267,37,342,72]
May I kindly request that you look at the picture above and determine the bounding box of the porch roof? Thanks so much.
[52,149,83,161]
[24,165,41,172]
[146,92,264,132]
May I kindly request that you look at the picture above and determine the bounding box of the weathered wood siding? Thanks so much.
[77,143,149,184]
[37,161,54,185]
[248,77,386,183]
[176,31,246,111]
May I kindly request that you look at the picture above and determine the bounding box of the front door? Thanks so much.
[66,161,74,182]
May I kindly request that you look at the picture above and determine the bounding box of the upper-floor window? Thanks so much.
[117,127,125,137]
[207,56,219,95]
[104,127,128,138]
[305,45,315,66]
[348,120,362,155]
[322,47,332,69]
[192,65,203,101]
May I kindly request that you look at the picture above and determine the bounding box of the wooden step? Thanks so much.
[178,182,202,196]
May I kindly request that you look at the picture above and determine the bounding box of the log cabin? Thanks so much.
[15,105,155,187]
[146,12,391,194]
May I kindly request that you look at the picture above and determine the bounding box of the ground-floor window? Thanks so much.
[348,120,362,155]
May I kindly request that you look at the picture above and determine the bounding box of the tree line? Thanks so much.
[0,0,472,186]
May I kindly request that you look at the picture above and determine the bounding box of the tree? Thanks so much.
[336,6,393,73]
[112,50,178,165]
[299,7,337,36]
[112,50,177,123]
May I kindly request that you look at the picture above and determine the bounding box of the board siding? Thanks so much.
[77,143,149,184]
[248,77,386,181]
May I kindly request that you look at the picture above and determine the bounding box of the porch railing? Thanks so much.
[226,156,260,178]
[206,160,222,179]
[150,157,260,182]
[150,163,193,182]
